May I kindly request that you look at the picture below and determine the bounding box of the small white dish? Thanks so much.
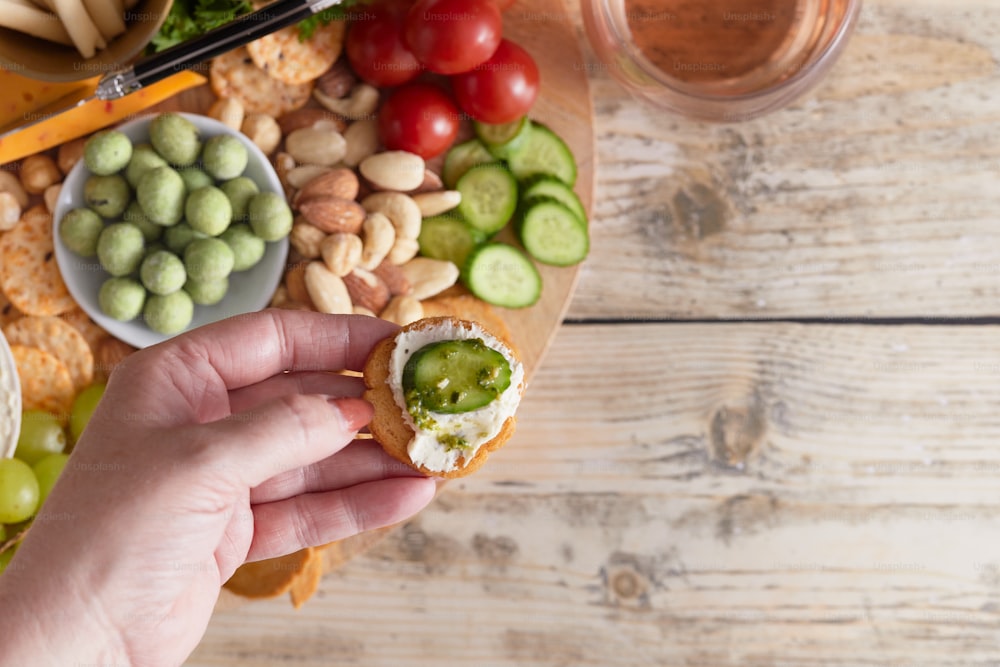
[53,113,288,349]
[0,330,22,459]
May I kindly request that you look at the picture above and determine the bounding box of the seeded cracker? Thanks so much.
[0,288,22,327]
[247,22,346,85]
[10,344,74,419]
[224,547,315,599]
[4,316,94,391]
[0,205,76,316]
[210,47,314,117]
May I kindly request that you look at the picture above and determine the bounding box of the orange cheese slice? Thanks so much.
[0,70,207,165]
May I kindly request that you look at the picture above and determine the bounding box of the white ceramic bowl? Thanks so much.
[53,113,289,349]
[0,330,22,459]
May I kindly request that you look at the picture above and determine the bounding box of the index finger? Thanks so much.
[149,309,399,392]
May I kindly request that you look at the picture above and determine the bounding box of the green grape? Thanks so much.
[70,383,106,442]
[0,546,15,575]
[15,410,66,465]
[0,524,6,542]
[32,454,69,507]
[0,459,40,523]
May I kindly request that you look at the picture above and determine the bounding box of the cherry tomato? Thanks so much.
[378,83,461,159]
[489,0,517,9]
[346,6,422,86]
[403,0,502,75]
[451,39,540,124]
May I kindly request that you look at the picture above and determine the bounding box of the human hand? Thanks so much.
[0,310,436,667]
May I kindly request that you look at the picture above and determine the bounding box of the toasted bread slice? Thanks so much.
[363,316,521,479]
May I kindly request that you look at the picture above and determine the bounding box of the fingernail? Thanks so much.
[329,397,373,432]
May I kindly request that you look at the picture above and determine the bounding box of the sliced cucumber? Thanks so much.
[402,339,512,414]
[462,243,542,309]
[455,164,518,236]
[521,176,586,224]
[442,138,496,189]
[518,197,589,267]
[417,215,486,269]
[506,123,577,186]
[474,117,531,161]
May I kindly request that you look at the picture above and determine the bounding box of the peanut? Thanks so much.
[241,113,282,156]
[0,172,28,208]
[0,192,21,232]
[207,97,245,131]
[342,118,379,168]
[289,221,328,259]
[43,184,61,215]
[320,232,363,277]
[400,257,460,300]
[359,151,425,192]
[19,155,61,195]
[361,191,421,240]
[305,261,352,314]
[380,295,424,326]
[412,190,461,217]
[285,127,347,166]
[358,212,395,271]
[56,138,86,177]
[274,152,296,197]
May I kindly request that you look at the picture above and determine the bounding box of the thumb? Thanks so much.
[192,395,373,489]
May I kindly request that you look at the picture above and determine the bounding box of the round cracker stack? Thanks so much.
[247,21,346,85]
[210,47,314,117]
[10,344,74,419]
[363,316,522,480]
[0,206,76,317]
[4,316,94,391]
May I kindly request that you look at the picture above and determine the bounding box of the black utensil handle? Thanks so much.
[129,0,317,92]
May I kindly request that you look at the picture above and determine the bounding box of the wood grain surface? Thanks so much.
[186,0,1000,664]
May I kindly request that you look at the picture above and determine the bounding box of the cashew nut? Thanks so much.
[361,191,421,240]
[358,211,396,271]
[313,83,379,121]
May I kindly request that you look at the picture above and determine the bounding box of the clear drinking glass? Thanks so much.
[581,0,862,121]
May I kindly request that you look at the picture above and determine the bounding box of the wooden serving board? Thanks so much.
[145,0,595,605]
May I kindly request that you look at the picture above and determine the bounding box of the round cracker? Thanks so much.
[210,47,314,117]
[224,547,315,599]
[0,206,76,317]
[59,308,107,358]
[420,293,517,354]
[4,316,94,391]
[10,344,74,419]
[288,546,324,609]
[247,21,345,85]
[0,289,23,327]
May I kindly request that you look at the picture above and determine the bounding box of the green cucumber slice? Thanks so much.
[518,197,589,267]
[462,242,542,309]
[417,215,486,269]
[402,339,512,414]
[455,163,518,236]
[521,176,587,224]
[442,138,496,189]
[505,123,577,186]
[474,117,531,160]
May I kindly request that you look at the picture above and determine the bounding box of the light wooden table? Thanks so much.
[188,1,1000,664]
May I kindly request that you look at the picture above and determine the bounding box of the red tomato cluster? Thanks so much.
[345,0,540,158]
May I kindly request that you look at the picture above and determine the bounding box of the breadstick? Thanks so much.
[49,0,101,57]
[82,0,125,41]
[0,0,73,46]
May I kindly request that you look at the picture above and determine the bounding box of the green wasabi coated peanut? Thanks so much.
[178,167,214,193]
[59,208,104,257]
[96,223,144,277]
[140,250,187,296]
[163,222,208,255]
[184,237,235,283]
[185,186,233,237]
[219,223,265,271]
[202,135,249,181]
[219,177,259,221]
[137,166,185,227]
[184,276,229,306]
[143,290,194,335]
[84,130,133,176]
[124,144,168,189]
[98,276,146,321]
[84,174,131,219]
[247,191,292,242]
[123,201,162,243]
[149,113,201,167]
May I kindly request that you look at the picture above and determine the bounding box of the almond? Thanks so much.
[278,107,347,136]
[373,259,412,296]
[285,126,347,166]
[400,257,460,300]
[299,196,365,234]
[316,58,357,99]
[359,151,425,192]
[343,268,390,314]
[412,190,461,217]
[413,168,444,193]
[305,261,353,315]
[293,168,359,208]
